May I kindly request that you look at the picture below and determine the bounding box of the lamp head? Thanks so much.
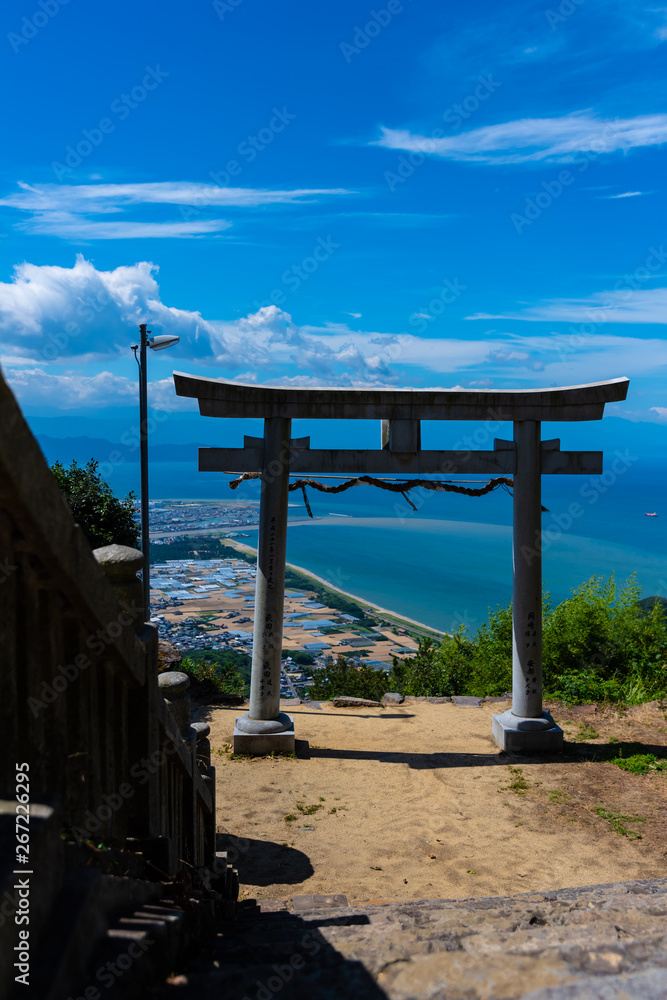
[148,334,180,351]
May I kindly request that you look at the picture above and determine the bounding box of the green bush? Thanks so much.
[392,575,667,705]
[308,656,392,702]
[181,650,248,697]
[52,459,139,550]
[612,752,667,775]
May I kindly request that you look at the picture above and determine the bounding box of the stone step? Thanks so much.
[153,878,667,999]
[27,869,165,999]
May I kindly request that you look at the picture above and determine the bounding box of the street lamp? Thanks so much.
[131,323,180,620]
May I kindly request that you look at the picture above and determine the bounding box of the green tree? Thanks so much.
[181,651,247,697]
[51,459,139,550]
[283,651,315,666]
[309,655,391,702]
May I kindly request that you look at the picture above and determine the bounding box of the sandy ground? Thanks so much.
[197,698,667,904]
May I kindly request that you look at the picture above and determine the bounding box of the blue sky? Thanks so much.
[1,0,666,435]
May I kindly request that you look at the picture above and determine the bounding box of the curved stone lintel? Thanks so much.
[173,373,630,422]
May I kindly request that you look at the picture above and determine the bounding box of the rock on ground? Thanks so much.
[332,695,381,708]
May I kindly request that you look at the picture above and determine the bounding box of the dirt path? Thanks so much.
[198,699,667,903]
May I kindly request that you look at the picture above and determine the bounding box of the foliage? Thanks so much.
[499,765,531,795]
[573,724,599,741]
[181,649,249,697]
[594,806,645,839]
[392,574,667,705]
[309,575,667,706]
[150,535,255,565]
[283,651,315,665]
[308,655,394,702]
[611,752,667,775]
[51,459,139,550]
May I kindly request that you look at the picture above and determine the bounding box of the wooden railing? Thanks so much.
[0,369,227,995]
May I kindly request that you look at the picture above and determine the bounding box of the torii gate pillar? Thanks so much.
[234,417,295,754]
[492,421,563,753]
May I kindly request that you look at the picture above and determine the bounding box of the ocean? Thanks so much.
[107,459,667,633]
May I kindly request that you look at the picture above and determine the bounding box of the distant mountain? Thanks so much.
[37,435,202,465]
[36,414,666,468]
[638,596,667,616]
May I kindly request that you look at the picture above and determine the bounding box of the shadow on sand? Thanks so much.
[216,833,314,887]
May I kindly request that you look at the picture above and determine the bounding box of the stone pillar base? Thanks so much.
[233,716,295,756]
[492,709,563,754]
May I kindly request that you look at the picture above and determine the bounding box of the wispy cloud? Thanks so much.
[0,181,352,212]
[15,214,232,240]
[468,287,667,324]
[372,112,667,165]
[0,181,353,241]
[601,190,652,199]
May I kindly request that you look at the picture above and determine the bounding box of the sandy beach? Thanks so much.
[223,537,445,637]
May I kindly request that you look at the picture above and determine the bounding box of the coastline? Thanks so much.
[221,537,446,639]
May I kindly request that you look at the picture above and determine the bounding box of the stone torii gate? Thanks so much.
[174,373,629,755]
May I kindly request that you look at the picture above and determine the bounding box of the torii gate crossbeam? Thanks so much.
[173,374,629,755]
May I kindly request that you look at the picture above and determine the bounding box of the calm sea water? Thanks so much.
[108,459,667,633]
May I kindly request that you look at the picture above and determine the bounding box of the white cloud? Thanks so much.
[16,214,232,240]
[2,257,664,412]
[6,368,135,407]
[467,287,667,325]
[4,368,198,411]
[0,257,399,383]
[602,190,651,199]
[0,181,352,241]
[650,406,667,420]
[373,112,667,165]
[0,181,352,212]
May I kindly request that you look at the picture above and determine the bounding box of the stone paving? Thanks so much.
[155,878,667,999]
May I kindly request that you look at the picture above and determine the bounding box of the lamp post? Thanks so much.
[131,324,180,621]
